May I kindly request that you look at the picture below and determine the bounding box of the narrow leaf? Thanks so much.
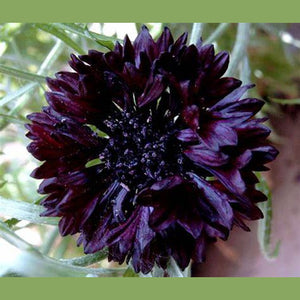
[0,220,36,251]
[40,227,59,255]
[269,98,300,105]
[60,249,108,267]
[0,82,37,107]
[5,39,64,118]
[189,23,204,45]
[35,23,85,54]
[0,196,58,225]
[257,172,280,260]
[0,64,46,83]
[56,23,119,50]
[0,221,124,277]
[0,113,26,125]
[204,23,231,44]
[83,24,114,50]
[225,23,250,77]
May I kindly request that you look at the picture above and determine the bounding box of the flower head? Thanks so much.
[26,26,278,274]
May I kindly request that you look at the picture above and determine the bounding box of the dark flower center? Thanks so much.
[100,111,184,191]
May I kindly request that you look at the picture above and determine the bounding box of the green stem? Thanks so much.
[60,249,109,266]
[189,23,205,45]
[240,55,251,84]
[6,39,64,121]
[225,23,250,77]
[40,227,59,255]
[240,55,251,98]
[13,170,30,202]
[37,39,64,75]
[10,39,23,69]
[204,23,230,44]
[0,82,36,107]
[0,113,25,124]
[2,39,63,106]
[0,39,63,122]
[0,220,36,252]
[256,173,280,260]
[54,236,71,259]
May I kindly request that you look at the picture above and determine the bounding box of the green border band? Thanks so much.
[0,278,297,299]
[0,0,299,22]
[0,0,299,298]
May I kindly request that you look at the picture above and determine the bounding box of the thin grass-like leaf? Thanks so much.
[257,173,280,260]
[35,23,85,54]
[1,39,63,111]
[40,227,59,255]
[59,249,109,267]
[0,40,64,130]
[204,23,231,44]
[56,23,119,50]
[269,98,300,105]
[0,196,58,225]
[0,64,46,83]
[0,82,37,107]
[82,24,115,50]
[225,23,250,77]
[54,236,72,259]
[189,23,205,45]
[0,220,37,251]
[0,113,25,127]
[0,221,124,277]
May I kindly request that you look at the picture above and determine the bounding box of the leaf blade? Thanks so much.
[0,64,46,83]
[35,23,85,54]
[0,196,58,225]
[0,82,37,107]
[56,23,119,50]
[269,98,300,105]
[257,173,280,260]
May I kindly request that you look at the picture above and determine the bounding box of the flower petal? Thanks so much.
[184,144,229,167]
[176,128,199,142]
[137,75,166,107]
[209,51,229,78]
[211,84,255,111]
[189,172,234,230]
[199,120,238,150]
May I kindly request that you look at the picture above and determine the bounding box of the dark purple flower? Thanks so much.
[26,26,278,274]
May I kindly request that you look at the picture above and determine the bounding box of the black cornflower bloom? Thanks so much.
[26,26,278,274]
